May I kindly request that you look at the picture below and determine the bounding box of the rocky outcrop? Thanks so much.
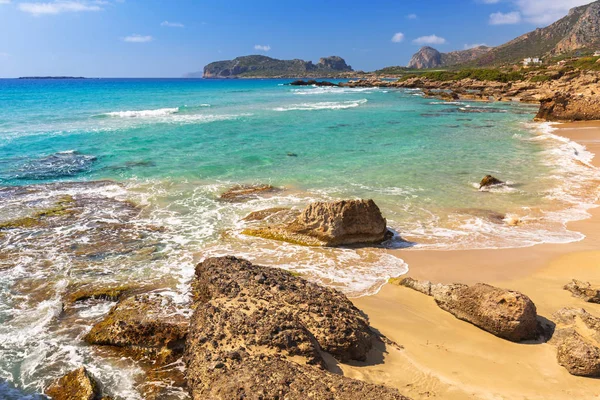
[399,278,540,342]
[551,308,600,377]
[85,293,189,363]
[479,175,504,189]
[65,283,149,304]
[536,93,600,121]
[407,46,492,69]
[564,280,600,303]
[243,199,389,246]
[45,367,107,400]
[289,79,338,86]
[407,47,442,69]
[196,55,353,79]
[219,184,279,202]
[185,256,407,399]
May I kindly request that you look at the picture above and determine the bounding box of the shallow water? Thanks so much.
[0,78,599,398]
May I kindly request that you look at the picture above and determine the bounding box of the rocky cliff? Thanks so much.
[407,46,492,69]
[194,55,353,78]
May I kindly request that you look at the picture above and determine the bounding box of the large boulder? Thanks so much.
[244,199,389,246]
[185,256,407,399]
[45,367,107,400]
[399,278,540,342]
[85,293,189,363]
[564,279,600,303]
[551,308,600,377]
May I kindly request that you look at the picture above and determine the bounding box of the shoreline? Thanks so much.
[350,120,600,399]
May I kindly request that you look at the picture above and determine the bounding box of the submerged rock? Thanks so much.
[218,184,279,202]
[244,199,389,246]
[289,80,338,87]
[479,175,504,189]
[551,308,600,377]
[564,279,600,303]
[45,367,105,400]
[241,207,295,222]
[65,283,152,304]
[85,293,189,363]
[185,256,407,399]
[400,278,540,342]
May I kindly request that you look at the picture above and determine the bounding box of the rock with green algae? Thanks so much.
[479,175,504,189]
[85,293,189,364]
[45,366,112,400]
[0,194,77,231]
[243,199,389,247]
[66,283,146,304]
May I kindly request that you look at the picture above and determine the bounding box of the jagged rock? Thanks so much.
[564,279,600,303]
[551,308,600,377]
[65,283,147,304]
[244,199,389,246]
[45,367,105,400]
[185,256,407,399]
[218,184,278,202]
[479,175,504,189]
[536,92,600,121]
[85,293,189,363]
[400,278,540,342]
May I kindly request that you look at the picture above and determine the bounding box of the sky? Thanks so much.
[0,0,595,77]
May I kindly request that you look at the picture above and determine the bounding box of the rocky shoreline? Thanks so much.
[289,68,600,122]
[29,191,600,399]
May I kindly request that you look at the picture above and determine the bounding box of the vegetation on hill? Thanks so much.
[398,68,524,83]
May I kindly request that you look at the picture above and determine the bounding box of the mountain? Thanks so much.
[407,0,600,69]
[407,46,492,69]
[191,55,353,78]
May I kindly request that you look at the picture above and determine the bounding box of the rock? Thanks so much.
[400,278,540,342]
[244,199,389,247]
[408,47,443,69]
[65,283,146,304]
[85,293,189,363]
[551,308,600,377]
[289,80,338,87]
[242,207,292,222]
[536,92,600,122]
[218,184,278,202]
[564,279,600,303]
[479,175,504,189]
[185,256,407,399]
[45,367,103,400]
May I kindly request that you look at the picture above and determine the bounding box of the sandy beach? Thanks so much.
[350,121,600,400]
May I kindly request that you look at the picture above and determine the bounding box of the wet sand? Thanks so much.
[349,121,600,400]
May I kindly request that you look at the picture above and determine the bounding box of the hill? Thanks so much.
[191,55,353,78]
[407,0,600,69]
[407,46,492,69]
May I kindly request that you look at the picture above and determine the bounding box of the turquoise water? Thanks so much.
[0,78,599,398]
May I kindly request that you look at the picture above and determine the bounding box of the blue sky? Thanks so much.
[0,0,594,77]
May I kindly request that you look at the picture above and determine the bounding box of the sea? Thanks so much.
[0,78,599,398]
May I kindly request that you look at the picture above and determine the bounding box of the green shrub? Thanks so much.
[530,74,551,83]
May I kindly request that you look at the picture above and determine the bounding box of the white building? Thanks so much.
[523,57,542,66]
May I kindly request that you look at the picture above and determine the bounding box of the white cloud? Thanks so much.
[406,13,417,19]
[515,0,594,25]
[489,11,522,24]
[18,1,102,15]
[464,43,488,49]
[254,44,271,52]
[391,32,405,43]
[161,20,184,28]
[123,34,153,43]
[0,0,11,4]
[413,35,447,45]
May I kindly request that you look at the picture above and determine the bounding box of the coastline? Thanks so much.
[350,121,600,399]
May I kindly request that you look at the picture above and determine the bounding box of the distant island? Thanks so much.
[18,76,88,80]
[187,55,358,79]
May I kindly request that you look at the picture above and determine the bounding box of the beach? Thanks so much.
[350,122,600,399]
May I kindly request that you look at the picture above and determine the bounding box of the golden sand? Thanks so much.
[348,122,600,400]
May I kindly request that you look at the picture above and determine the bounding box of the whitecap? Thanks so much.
[274,99,367,112]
